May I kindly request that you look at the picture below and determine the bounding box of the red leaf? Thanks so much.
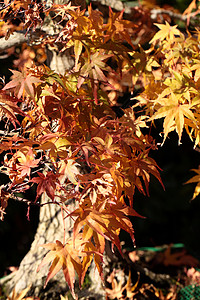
[0,91,23,127]
[31,172,57,201]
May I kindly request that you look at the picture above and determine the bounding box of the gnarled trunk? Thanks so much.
[2,196,72,298]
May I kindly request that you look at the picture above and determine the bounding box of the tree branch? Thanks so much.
[0,32,28,52]
[150,8,200,23]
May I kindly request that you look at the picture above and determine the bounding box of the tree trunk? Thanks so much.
[1,195,105,299]
[2,197,72,298]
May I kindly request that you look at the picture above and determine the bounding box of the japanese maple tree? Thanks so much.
[1,0,200,298]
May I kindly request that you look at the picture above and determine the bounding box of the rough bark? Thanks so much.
[1,197,73,298]
[1,196,105,298]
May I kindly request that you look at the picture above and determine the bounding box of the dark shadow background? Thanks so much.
[0,56,40,278]
[132,129,200,260]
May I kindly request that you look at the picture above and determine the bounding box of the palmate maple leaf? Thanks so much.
[77,51,113,104]
[37,238,83,299]
[81,234,104,285]
[31,171,57,201]
[3,69,41,99]
[0,90,23,127]
[162,245,199,267]
[106,270,139,300]
[71,205,122,253]
[150,91,196,144]
[58,159,80,185]
[185,166,200,200]
[16,147,41,178]
[150,21,181,44]
[104,7,136,48]
[71,197,142,255]
[48,2,78,21]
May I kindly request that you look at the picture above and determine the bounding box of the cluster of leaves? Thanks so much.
[1,0,200,298]
[3,245,200,300]
[0,1,165,298]
[133,18,200,199]
[105,245,200,300]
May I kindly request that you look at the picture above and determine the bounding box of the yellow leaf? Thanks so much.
[74,40,83,71]
[60,295,69,300]
[150,22,180,44]
[191,61,200,81]
[58,159,80,184]
[151,92,196,144]
[185,167,200,199]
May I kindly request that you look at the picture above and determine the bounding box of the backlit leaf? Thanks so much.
[37,239,83,299]
[3,69,41,98]
[150,22,180,44]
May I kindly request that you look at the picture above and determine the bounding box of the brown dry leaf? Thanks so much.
[105,269,125,299]
[163,246,199,267]
[128,250,140,263]
[125,270,140,299]
[139,283,160,299]
[158,285,178,300]
[106,270,139,299]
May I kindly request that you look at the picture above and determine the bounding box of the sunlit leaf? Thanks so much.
[37,239,83,299]
[3,69,41,98]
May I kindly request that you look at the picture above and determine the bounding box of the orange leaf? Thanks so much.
[58,159,80,184]
[183,0,198,25]
[71,197,142,256]
[37,239,83,299]
[3,69,41,98]
[16,147,40,178]
[163,246,199,267]
[31,172,57,201]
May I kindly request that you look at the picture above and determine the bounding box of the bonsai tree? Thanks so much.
[0,0,200,298]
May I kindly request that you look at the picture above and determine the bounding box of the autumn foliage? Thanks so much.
[1,0,200,298]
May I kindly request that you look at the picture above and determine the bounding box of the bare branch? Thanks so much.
[0,32,28,52]
[150,8,200,22]
[0,28,50,53]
